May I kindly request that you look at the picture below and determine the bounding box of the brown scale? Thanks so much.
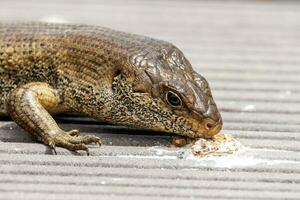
[0,22,222,154]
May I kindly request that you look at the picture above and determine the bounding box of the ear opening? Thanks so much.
[114,69,122,78]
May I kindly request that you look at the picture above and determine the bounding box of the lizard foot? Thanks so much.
[171,135,193,147]
[47,129,101,155]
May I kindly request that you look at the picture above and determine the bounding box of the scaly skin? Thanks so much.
[0,22,222,154]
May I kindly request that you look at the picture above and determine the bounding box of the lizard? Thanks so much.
[0,22,223,154]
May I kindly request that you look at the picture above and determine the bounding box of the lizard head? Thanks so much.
[112,44,222,139]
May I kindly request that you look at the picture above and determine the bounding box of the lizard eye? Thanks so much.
[166,91,182,107]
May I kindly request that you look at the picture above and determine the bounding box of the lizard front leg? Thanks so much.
[6,82,101,155]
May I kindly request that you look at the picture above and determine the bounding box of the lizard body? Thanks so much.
[0,22,222,153]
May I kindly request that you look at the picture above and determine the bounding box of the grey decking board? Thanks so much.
[1,159,300,182]
[1,145,300,172]
[1,174,299,191]
[1,183,300,200]
[222,113,300,125]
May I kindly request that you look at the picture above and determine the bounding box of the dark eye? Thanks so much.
[166,91,182,107]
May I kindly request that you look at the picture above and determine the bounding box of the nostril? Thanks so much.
[203,118,222,137]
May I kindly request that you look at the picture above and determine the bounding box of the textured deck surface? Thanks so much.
[1,0,300,200]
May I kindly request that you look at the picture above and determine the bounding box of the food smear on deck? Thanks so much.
[192,133,244,157]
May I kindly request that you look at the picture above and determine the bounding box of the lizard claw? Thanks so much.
[86,148,90,156]
[95,140,101,146]
[49,141,57,155]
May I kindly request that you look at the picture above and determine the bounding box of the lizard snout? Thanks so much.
[201,102,223,138]
[203,117,223,138]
